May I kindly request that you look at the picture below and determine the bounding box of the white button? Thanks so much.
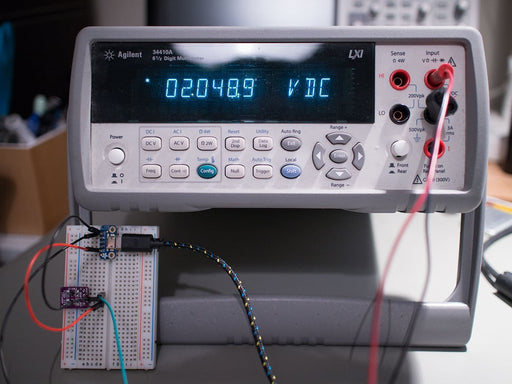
[455,0,470,18]
[456,0,470,12]
[391,140,410,159]
[225,137,246,151]
[369,3,380,17]
[169,164,190,179]
[225,164,245,179]
[253,137,273,151]
[418,3,431,18]
[108,147,125,165]
[197,136,218,151]
[253,164,273,179]
[141,164,162,178]
[170,136,190,150]
[141,136,162,151]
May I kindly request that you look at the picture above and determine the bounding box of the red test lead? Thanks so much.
[367,63,454,384]
[24,243,95,332]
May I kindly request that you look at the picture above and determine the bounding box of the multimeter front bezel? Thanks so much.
[68,26,488,214]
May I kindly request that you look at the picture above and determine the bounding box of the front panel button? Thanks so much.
[312,142,326,170]
[326,132,352,145]
[141,136,162,151]
[390,139,410,159]
[253,137,273,151]
[352,142,365,170]
[225,164,245,179]
[329,149,348,163]
[169,164,190,179]
[281,164,302,179]
[253,164,273,179]
[141,164,162,178]
[225,137,246,151]
[197,164,218,179]
[170,136,190,151]
[197,136,218,151]
[326,168,352,180]
[108,147,125,165]
[281,136,302,151]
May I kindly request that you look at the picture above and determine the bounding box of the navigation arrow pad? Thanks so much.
[312,142,326,170]
[326,168,352,180]
[352,143,365,170]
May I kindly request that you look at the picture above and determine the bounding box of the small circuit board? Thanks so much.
[60,286,90,309]
[98,225,118,260]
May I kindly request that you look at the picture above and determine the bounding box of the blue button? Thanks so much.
[280,164,301,179]
[197,164,218,179]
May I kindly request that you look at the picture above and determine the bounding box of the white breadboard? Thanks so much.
[61,225,158,370]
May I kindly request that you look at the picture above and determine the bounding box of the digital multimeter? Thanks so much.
[68,27,488,213]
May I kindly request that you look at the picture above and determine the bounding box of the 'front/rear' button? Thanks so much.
[197,164,218,179]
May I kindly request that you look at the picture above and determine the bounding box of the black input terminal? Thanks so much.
[389,69,410,90]
[424,138,446,158]
[389,104,411,125]
[424,89,458,124]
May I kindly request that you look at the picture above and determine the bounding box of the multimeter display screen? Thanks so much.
[91,42,375,123]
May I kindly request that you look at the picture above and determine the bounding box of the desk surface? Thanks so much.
[0,212,511,384]
[487,162,512,202]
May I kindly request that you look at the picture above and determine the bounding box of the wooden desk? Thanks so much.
[487,162,512,201]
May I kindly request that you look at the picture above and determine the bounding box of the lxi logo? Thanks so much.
[348,49,364,60]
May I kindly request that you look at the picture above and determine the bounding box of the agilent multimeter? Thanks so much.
[68,27,488,214]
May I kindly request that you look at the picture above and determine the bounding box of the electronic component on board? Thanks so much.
[60,286,90,309]
[98,225,118,260]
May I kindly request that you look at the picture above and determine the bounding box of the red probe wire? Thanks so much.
[24,243,94,332]
[367,63,455,384]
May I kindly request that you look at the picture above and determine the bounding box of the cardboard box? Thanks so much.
[0,129,68,234]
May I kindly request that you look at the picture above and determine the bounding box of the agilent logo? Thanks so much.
[104,49,115,61]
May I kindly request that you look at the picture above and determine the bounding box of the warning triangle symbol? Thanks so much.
[413,175,423,185]
[448,57,456,67]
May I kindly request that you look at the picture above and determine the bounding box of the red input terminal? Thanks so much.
[424,69,444,89]
[424,139,446,158]
[389,69,410,90]
[424,63,454,89]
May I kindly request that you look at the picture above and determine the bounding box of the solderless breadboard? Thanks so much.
[61,225,158,370]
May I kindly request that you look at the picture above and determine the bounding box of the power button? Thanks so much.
[108,147,125,165]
